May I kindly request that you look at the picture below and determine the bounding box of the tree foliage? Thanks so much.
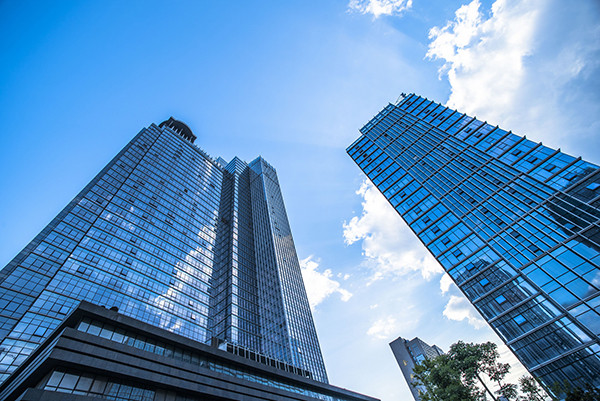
[412,353,483,401]
[520,377,547,401]
[564,386,600,401]
[411,341,550,401]
[552,382,600,401]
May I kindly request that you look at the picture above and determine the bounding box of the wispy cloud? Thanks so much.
[348,0,412,18]
[343,181,443,282]
[427,0,600,158]
[443,295,487,329]
[300,256,352,310]
[366,315,401,339]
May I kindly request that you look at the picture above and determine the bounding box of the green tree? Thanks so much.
[564,385,600,401]
[412,353,484,401]
[520,376,550,401]
[448,341,515,400]
[551,382,600,401]
[412,341,554,401]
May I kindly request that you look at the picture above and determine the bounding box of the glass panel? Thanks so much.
[59,373,79,390]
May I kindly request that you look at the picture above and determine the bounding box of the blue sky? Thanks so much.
[1,0,599,399]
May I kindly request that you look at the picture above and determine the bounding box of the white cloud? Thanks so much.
[300,256,352,310]
[439,273,455,295]
[337,272,351,280]
[427,0,540,120]
[367,315,400,339]
[443,295,487,329]
[427,0,600,159]
[343,180,443,282]
[348,0,412,18]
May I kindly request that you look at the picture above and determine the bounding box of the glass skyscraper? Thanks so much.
[0,117,329,386]
[348,94,600,390]
[389,336,444,401]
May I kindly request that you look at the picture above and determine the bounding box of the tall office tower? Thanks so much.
[390,336,444,401]
[348,94,600,391]
[0,118,359,400]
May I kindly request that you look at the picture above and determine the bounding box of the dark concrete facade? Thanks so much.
[0,302,378,401]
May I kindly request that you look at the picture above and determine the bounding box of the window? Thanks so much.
[527,156,538,163]
[564,172,577,181]
[513,314,526,325]
[527,244,541,255]
[586,183,600,191]
[479,278,490,287]
[495,295,507,304]
[511,149,522,156]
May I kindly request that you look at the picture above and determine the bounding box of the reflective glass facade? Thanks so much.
[0,118,327,384]
[348,94,600,389]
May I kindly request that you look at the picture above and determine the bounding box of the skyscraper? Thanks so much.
[348,94,600,390]
[389,336,443,401]
[0,118,376,400]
